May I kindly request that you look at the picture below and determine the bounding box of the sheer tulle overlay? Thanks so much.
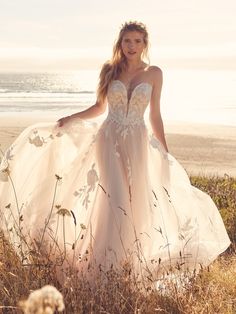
[0,80,230,281]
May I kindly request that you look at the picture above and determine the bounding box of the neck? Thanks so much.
[126,59,144,72]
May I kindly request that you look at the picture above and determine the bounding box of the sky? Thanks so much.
[0,0,236,72]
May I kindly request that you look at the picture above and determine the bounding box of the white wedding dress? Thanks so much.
[0,79,230,281]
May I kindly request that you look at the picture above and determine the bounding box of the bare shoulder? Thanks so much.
[145,65,163,91]
[148,65,162,73]
[148,65,163,81]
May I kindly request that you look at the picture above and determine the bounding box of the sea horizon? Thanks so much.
[0,69,235,127]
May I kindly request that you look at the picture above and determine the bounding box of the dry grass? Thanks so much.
[0,174,236,314]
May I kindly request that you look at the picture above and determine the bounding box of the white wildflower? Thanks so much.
[20,285,65,314]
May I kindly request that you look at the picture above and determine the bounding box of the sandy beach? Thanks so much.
[0,115,236,178]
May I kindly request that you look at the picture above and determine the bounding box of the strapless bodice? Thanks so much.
[106,80,153,125]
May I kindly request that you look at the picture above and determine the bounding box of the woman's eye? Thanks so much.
[123,39,142,44]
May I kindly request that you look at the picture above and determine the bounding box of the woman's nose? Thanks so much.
[128,42,135,49]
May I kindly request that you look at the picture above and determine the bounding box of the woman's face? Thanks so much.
[121,31,146,60]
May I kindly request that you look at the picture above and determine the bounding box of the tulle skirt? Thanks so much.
[0,117,230,282]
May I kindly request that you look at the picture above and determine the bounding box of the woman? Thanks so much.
[0,21,230,283]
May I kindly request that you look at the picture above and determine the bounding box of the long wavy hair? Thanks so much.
[96,21,150,104]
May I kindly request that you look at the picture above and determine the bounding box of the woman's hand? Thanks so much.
[57,115,72,127]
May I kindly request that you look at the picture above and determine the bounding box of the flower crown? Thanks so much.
[119,20,147,33]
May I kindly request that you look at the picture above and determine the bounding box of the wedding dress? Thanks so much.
[0,79,230,281]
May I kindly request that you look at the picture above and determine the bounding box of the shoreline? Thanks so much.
[0,115,236,178]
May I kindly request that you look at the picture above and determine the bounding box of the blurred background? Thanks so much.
[0,0,235,125]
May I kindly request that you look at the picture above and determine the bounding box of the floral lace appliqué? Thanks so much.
[74,163,99,210]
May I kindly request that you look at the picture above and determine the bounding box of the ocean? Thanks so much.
[0,69,235,126]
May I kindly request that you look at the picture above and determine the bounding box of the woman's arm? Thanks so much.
[57,98,107,127]
[149,67,169,153]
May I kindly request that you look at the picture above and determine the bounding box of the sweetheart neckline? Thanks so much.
[113,79,153,103]
[111,79,153,117]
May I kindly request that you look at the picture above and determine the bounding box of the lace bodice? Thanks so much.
[106,80,153,125]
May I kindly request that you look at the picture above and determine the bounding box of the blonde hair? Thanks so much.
[96,21,150,104]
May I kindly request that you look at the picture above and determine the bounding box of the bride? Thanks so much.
[0,21,230,283]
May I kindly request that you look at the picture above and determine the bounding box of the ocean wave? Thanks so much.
[0,90,95,95]
[0,103,84,112]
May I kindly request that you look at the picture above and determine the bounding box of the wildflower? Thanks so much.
[57,208,71,216]
[0,169,9,182]
[80,223,86,229]
[19,285,65,314]
[0,158,10,182]
[55,174,62,181]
